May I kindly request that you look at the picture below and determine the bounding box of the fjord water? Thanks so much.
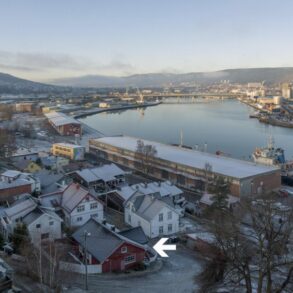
[80,100,293,160]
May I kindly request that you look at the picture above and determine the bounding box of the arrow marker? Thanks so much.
[153,238,176,257]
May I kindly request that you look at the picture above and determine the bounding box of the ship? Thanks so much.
[252,136,293,185]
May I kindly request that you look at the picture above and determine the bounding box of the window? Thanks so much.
[124,255,135,264]
[137,220,141,227]
[77,216,83,222]
[77,205,85,212]
[159,213,163,222]
[91,213,98,218]
[121,246,127,253]
[168,224,172,232]
[90,202,98,210]
[168,211,172,220]
[49,221,54,226]
[159,226,164,234]
[36,224,41,228]
[128,214,131,223]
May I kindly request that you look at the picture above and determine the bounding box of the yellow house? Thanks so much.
[18,160,42,173]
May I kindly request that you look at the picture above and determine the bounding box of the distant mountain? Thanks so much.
[0,72,71,95]
[51,67,293,88]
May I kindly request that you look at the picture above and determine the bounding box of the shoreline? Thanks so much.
[73,101,161,119]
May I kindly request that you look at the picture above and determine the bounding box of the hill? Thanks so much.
[0,72,71,95]
[51,67,293,88]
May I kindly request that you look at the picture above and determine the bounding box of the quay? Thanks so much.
[73,101,161,119]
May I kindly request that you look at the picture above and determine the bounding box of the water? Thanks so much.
[80,100,293,160]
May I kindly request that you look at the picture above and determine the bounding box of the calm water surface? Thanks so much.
[80,100,293,160]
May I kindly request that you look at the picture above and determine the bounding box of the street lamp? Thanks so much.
[84,230,91,291]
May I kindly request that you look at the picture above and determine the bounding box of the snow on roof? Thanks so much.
[1,170,21,179]
[92,136,280,179]
[131,181,183,197]
[61,182,91,212]
[200,193,240,206]
[74,163,126,183]
[5,197,37,220]
[45,111,80,127]
[132,195,179,221]
[0,178,32,190]
[116,186,139,201]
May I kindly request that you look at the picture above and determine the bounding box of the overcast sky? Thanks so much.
[1,0,293,82]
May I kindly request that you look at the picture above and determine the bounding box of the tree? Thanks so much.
[208,176,230,210]
[135,139,157,174]
[11,223,29,253]
[0,128,16,158]
[198,194,293,293]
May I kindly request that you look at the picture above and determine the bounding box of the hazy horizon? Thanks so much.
[1,0,293,82]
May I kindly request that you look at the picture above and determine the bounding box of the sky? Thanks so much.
[1,0,293,82]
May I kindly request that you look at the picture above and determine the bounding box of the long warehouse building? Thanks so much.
[89,136,281,197]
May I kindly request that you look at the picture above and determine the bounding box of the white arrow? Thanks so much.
[153,238,176,257]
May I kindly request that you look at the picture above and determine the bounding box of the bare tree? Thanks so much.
[0,128,16,158]
[135,139,157,174]
[21,240,72,292]
[198,194,293,293]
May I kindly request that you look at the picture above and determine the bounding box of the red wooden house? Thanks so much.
[72,219,148,273]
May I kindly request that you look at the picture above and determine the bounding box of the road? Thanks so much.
[64,245,203,293]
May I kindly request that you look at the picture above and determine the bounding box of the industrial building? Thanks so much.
[89,136,281,197]
[45,112,82,136]
[51,143,85,160]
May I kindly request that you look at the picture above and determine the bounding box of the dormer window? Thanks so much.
[121,246,127,253]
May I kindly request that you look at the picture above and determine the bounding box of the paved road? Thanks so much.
[65,245,203,293]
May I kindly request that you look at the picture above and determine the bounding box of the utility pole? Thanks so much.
[84,230,91,291]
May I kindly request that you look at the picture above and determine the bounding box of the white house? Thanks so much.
[124,194,180,238]
[22,207,63,243]
[60,182,104,227]
[0,195,62,243]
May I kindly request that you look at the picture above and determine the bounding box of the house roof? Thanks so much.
[35,170,65,194]
[0,178,32,191]
[73,163,126,183]
[61,182,93,212]
[93,136,280,179]
[118,227,148,244]
[5,196,37,220]
[22,207,63,226]
[132,195,179,221]
[72,219,124,263]
[1,170,21,179]
[116,186,140,201]
[130,181,183,198]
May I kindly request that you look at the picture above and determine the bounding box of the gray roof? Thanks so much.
[93,136,280,179]
[132,195,179,221]
[22,208,43,226]
[61,182,93,212]
[118,227,148,244]
[5,196,37,220]
[72,219,123,263]
[73,163,126,183]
